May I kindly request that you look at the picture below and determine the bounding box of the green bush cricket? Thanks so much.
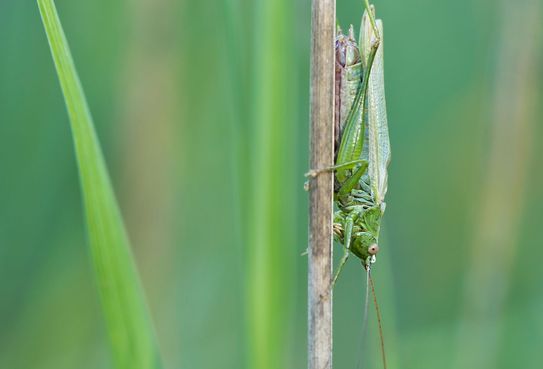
[307,2,390,366]
[307,0,390,285]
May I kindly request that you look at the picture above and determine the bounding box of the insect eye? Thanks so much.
[368,244,379,255]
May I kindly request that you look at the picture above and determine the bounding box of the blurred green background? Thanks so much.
[1,0,542,368]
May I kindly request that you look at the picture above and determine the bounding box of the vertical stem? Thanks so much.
[308,1,335,369]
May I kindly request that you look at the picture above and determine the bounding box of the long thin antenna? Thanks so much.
[356,267,372,369]
[368,269,387,369]
[361,266,371,338]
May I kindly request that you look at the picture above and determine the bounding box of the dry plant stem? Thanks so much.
[308,1,335,369]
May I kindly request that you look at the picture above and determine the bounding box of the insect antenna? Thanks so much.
[361,266,371,339]
[368,267,388,369]
[356,267,372,369]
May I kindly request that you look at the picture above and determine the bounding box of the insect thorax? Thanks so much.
[334,182,383,263]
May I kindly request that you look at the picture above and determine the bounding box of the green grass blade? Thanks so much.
[37,1,162,368]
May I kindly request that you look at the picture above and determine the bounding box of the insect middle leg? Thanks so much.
[337,160,368,197]
[305,159,367,178]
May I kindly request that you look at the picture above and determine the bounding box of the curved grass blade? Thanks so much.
[361,12,390,205]
[37,1,162,368]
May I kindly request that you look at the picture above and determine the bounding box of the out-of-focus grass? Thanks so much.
[37,1,161,368]
[453,1,541,368]
[1,0,543,368]
[246,0,298,368]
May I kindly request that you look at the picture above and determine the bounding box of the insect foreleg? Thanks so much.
[332,214,354,287]
[332,245,350,288]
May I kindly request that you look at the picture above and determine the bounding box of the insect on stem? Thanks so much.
[309,2,390,369]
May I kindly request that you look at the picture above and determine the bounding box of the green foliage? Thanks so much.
[37,1,161,368]
[0,0,541,369]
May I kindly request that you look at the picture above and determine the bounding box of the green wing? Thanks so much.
[361,13,390,205]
